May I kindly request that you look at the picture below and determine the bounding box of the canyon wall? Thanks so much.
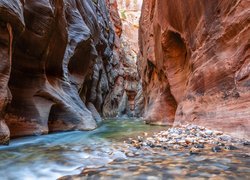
[103,0,142,118]
[139,0,250,138]
[117,0,143,117]
[0,0,132,144]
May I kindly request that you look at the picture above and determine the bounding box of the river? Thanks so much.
[0,119,249,179]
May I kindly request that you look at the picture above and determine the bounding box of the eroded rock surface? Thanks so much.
[0,0,134,143]
[0,0,24,143]
[139,0,250,138]
[103,0,141,118]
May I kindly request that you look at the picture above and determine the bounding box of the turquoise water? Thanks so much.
[0,119,249,180]
[0,119,166,180]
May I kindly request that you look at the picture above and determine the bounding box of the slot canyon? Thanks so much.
[0,0,249,179]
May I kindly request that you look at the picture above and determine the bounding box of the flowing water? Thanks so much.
[0,119,249,180]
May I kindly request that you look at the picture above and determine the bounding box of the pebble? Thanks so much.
[173,145,180,149]
[168,140,176,144]
[198,139,206,144]
[199,126,205,130]
[111,151,127,161]
[190,147,201,155]
[216,142,225,146]
[113,157,126,162]
[214,130,223,135]
[212,146,222,152]
[137,136,143,142]
[126,124,243,156]
[219,135,231,141]
[177,139,186,144]
[224,145,238,150]
[127,138,133,144]
[243,141,250,146]
[185,138,195,144]
[126,152,135,157]
[194,144,205,148]
[205,130,213,135]
[133,143,141,149]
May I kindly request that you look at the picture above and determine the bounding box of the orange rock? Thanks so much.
[139,0,250,139]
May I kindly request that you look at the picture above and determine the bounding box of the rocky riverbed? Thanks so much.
[2,119,249,179]
[125,124,250,156]
[60,122,250,179]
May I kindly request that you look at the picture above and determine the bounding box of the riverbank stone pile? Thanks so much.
[126,124,249,155]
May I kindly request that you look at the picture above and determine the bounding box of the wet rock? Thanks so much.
[190,147,201,155]
[224,145,238,150]
[148,143,156,148]
[126,124,243,156]
[185,138,195,144]
[133,143,141,149]
[127,138,133,144]
[137,136,143,142]
[128,166,139,171]
[243,141,250,146]
[111,151,127,162]
[216,142,225,146]
[126,152,135,157]
[205,130,213,136]
[214,131,223,135]
[219,135,232,142]
[198,139,206,144]
[173,145,181,150]
[194,144,205,149]
[167,140,176,144]
[212,146,222,152]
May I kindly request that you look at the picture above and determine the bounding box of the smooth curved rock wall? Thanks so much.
[0,0,130,144]
[139,0,250,138]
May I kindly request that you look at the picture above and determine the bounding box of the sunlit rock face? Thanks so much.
[139,0,250,138]
[0,0,128,143]
[102,0,142,118]
[117,0,142,63]
[113,0,143,117]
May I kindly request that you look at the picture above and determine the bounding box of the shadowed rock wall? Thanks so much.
[0,0,131,144]
[139,0,250,138]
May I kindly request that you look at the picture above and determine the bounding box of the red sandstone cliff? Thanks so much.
[139,0,250,138]
[0,0,133,144]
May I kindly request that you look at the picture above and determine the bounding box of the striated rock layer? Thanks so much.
[139,0,250,138]
[103,0,141,118]
[0,0,133,144]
